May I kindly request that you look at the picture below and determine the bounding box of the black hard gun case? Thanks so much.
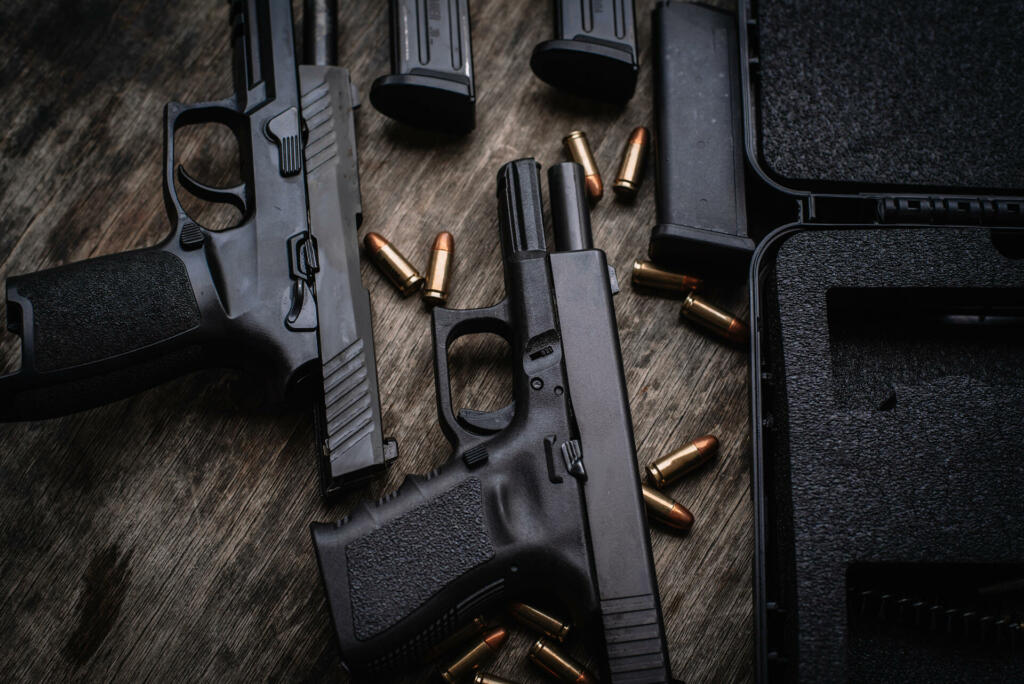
[698,0,1024,681]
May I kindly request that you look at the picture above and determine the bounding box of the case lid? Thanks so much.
[743,0,1024,197]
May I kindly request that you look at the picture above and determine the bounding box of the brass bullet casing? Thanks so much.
[439,628,508,683]
[509,602,571,642]
[563,131,603,202]
[474,673,521,684]
[363,232,424,296]
[423,231,454,306]
[528,639,596,684]
[646,435,719,488]
[613,126,650,201]
[423,616,489,663]
[680,291,749,345]
[642,485,695,532]
[631,260,702,297]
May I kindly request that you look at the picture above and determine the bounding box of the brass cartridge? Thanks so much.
[423,616,489,663]
[439,628,508,683]
[613,126,650,201]
[563,131,603,202]
[423,231,454,306]
[509,602,571,642]
[474,673,521,684]
[642,485,695,532]
[680,291,748,345]
[646,435,719,488]
[631,260,702,296]
[364,232,423,296]
[528,639,596,684]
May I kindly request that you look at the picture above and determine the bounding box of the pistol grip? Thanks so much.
[311,448,595,676]
[430,300,513,449]
[0,246,215,420]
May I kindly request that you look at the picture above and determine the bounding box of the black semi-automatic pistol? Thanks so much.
[312,159,673,682]
[0,0,395,497]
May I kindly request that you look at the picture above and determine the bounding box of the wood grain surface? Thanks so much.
[0,0,749,682]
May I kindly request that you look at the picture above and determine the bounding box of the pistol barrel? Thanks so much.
[549,163,594,252]
[302,0,338,66]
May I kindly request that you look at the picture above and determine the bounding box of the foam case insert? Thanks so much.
[751,0,1024,191]
[753,225,1024,682]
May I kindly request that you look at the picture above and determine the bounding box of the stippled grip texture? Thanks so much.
[13,249,200,371]
[1,248,206,420]
[346,477,494,641]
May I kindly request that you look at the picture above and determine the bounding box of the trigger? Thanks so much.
[177,165,250,215]
[457,403,515,434]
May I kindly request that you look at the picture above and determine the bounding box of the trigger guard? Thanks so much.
[177,165,249,215]
[431,300,513,344]
[432,300,513,449]
[457,404,515,434]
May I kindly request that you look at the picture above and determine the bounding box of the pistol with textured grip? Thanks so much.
[311,159,673,682]
[0,0,396,497]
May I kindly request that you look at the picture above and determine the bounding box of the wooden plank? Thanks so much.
[0,0,749,682]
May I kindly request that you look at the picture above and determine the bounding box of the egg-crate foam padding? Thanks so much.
[754,0,1024,191]
[758,226,1024,682]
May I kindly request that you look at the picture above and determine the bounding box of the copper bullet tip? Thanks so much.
[727,319,750,344]
[642,485,696,531]
[694,434,719,457]
[363,231,387,253]
[668,503,695,531]
[585,175,603,201]
[629,126,650,145]
[433,231,454,252]
[483,627,508,651]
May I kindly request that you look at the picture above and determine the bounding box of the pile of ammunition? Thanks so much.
[632,260,748,345]
[431,602,596,684]
[641,435,719,533]
[563,127,651,204]
[364,230,455,305]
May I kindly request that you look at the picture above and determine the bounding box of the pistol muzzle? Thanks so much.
[423,231,454,306]
[528,639,596,684]
[563,131,603,202]
[364,232,424,296]
[509,602,571,642]
[632,260,702,296]
[680,291,748,345]
[613,126,650,201]
[642,485,695,532]
[646,435,719,488]
[439,628,508,683]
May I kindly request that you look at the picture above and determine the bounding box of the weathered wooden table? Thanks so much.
[0,1,749,681]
